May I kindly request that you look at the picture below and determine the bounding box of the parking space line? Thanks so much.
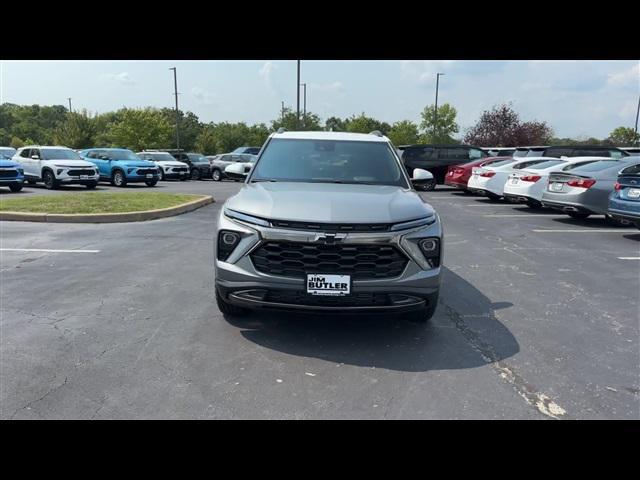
[483,214,565,218]
[618,257,640,260]
[0,248,100,253]
[531,229,630,233]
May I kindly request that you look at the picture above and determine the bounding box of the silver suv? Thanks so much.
[214,131,443,322]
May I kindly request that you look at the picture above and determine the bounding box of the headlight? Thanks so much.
[217,230,242,261]
[224,209,271,227]
[128,168,135,174]
[57,169,64,175]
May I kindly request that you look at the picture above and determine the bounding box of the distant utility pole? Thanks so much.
[635,94,640,144]
[300,83,307,128]
[169,67,180,149]
[296,60,301,129]
[433,73,445,140]
[281,101,285,124]
[67,98,72,113]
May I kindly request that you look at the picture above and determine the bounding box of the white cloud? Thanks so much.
[607,63,640,87]
[102,72,136,86]
[259,61,279,94]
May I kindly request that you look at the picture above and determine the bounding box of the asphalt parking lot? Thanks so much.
[1,180,639,419]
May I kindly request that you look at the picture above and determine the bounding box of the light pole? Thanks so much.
[169,67,180,149]
[67,98,72,113]
[296,61,301,129]
[300,83,307,128]
[281,101,285,124]
[635,94,640,145]
[433,73,445,141]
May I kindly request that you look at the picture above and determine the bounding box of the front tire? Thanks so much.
[212,169,222,181]
[145,179,158,187]
[216,289,249,316]
[486,192,501,201]
[526,200,543,209]
[112,170,127,187]
[423,180,436,191]
[27,179,36,185]
[85,182,97,189]
[42,170,59,190]
[9,184,23,192]
[191,168,201,180]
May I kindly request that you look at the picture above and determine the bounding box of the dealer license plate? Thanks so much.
[146,174,153,178]
[306,274,351,296]
[628,188,640,198]
[80,175,88,180]
[551,182,564,191]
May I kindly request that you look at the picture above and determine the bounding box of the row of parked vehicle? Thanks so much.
[0,145,261,192]
[399,144,640,228]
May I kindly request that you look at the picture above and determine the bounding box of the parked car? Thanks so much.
[0,157,25,192]
[232,146,261,155]
[79,148,159,187]
[215,130,442,323]
[467,158,550,200]
[513,146,548,157]
[445,156,513,192]
[607,159,640,228]
[485,147,516,157]
[401,144,487,185]
[620,147,640,155]
[210,153,256,181]
[541,158,638,225]
[503,157,606,208]
[136,151,190,181]
[542,145,628,159]
[167,151,212,180]
[0,147,17,160]
[13,146,99,190]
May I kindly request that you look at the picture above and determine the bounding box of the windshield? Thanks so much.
[188,154,207,162]
[41,148,82,160]
[148,153,176,162]
[241,154,257,163]
[251,139,408,187]
[487,159,516,168]
[107,150,140,161]
[513,149,529,157]
[0,148,16,159]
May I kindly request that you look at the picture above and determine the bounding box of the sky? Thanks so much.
[1,60,638,139]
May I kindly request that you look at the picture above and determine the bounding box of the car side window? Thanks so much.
[31,149,40,158]
[20,149,31,158]
[469,148,483,160]
[87,151,98,159]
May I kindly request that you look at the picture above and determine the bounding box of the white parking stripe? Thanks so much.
[0,248,100,253]
[618,257,640,260]
[531,229,631,233]
[483,214,565,218]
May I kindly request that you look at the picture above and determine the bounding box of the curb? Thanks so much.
[0,195,214,223]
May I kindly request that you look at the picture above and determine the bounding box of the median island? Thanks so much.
[0,192,214,223]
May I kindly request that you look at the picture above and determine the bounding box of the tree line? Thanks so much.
[1,102,637,154]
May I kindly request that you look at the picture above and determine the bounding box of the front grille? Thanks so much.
[67,169,95,176]
[135,168,157,175]
[172,167,188,172]
[267,290,391,307]
[250,241,408,280]
[270,219,391,232]
[0,169,18,178]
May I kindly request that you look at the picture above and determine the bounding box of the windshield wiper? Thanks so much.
[251,178,278,183]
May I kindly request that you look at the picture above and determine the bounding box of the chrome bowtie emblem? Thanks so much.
[314,233,346,244]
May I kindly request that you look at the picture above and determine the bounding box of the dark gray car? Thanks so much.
[541,158,638,225]
[214,131,443,323]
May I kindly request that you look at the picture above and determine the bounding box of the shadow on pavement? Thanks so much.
[551,216,635,229]
[222,267,519,372]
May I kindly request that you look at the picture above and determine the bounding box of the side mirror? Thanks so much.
[411,168,433,186]
[31,154,40,160]
[225,162,251,180]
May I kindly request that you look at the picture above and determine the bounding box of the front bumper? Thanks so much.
[126,173,159,182]
[0,178,24,185]
[163,171,190,179]
[214,211,443,313]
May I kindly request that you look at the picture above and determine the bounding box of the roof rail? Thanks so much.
[277,127,286,134]
[369,130,383,137]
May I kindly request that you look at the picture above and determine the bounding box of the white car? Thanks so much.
[467,157,549,200]
[13,145,100,190]
[137,151,190,181]
[503,157,610,208]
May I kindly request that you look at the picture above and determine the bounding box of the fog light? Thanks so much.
[57,169,63,175]
[222,232,239,245]
[418,237,440,268]
[420,239,438,252]
[217,230,241,261]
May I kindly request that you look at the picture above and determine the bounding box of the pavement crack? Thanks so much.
[8,376,68,420]
[442,301,567,419]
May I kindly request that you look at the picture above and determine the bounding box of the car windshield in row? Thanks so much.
[148,153,176,162]
[187,154,207,162]
[42,149,81,160]
[250,139,408,187]
[107,150,139,161]
[524,160,565,170]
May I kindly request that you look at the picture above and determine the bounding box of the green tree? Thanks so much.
[106,108,173,151]
[246,123,270,147]
[344,113,390,135]
[271,108,321,131]
[420,103,459,144]
[195,124,218,155]
[212,122,253,152]
[325,116,346,131]
[387,120,420,146]
[608,126,640,146]
[10,136,24,148]
[52,110,97,148]
[160,109,203,151]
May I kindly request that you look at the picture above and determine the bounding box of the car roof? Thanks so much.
[20,145,71,149]
[271,131,389,142]
[403,143,482,149]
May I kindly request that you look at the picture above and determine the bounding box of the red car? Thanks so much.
[445,157,512,192]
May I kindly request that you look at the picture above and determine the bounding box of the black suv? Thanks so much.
[168,151,212,180]
[401,144,487,185]
[541,145,628,159]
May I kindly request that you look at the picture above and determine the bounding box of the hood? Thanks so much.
[0,159,20,168]
[156,161,188,167]
[47,159,97,168]
[225,182,435,224]
[113,160,156,168]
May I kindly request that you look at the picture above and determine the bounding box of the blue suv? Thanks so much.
[608,158,640,229]
[79,148,160,187]
[0,158,25,192]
